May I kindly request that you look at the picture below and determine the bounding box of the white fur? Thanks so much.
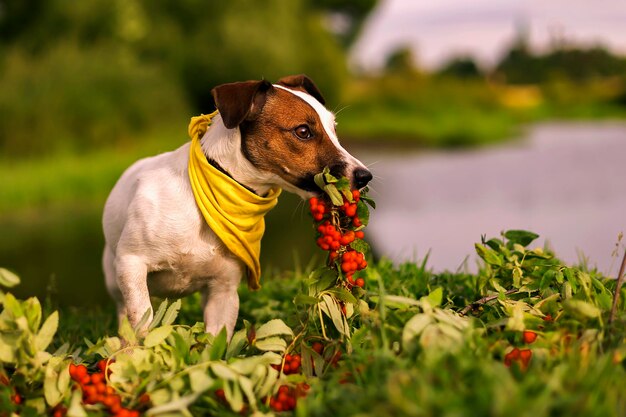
[103,96,368,340]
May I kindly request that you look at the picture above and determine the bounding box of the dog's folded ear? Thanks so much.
[211,80,273,129]
[277,74,325,105]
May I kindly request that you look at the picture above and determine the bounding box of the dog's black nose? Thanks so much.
[353,168,373,189]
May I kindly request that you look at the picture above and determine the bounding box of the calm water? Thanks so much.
[359,122,626,275]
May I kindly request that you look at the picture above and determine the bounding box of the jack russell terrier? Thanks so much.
[102,74,372,339]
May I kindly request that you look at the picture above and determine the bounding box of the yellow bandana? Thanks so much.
[187,112,281,290]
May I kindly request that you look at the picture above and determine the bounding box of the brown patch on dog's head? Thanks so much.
[211,76,370,194]
[277,74,326,105]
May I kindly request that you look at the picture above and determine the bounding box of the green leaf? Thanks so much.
[35,311,59,351]
[210,362,238,380]
[24,296,42,332]
[323,169,339,184]
[67,389,87,417]
[189,368,214,393]
[356,200,370,226]
[309,268,338,294]
[226,328,248,359]
[314,171,327,190]
[0,268,20,288]
[402,313,432,348]
[118,316,137,345]
[238,376,257,410]
[149,300,169,330]
[224,380,244,412]
[255,336,287,352]
[424,287,443,308]
[133,308,152,333]
[504,230,540,247]
[564,299,601,319]
[360,194,376,209]
[349,238,370,255]
[294,294,320,305]
[325,287,358,305]
[210,327,228,360]
[484,238,503,251]
[505,302,526,331]
[540,269,555,290]
[143,325,173,347]
[372,295,420,308]
[323,184,344,206]
[255,319,294,340]
[3,292,23,317]
[146,392,202,415]
[44,356,70,407]
[161,299,181,326]
[475,244,503,266]
[321,294,348,336]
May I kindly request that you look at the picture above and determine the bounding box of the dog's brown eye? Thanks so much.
[294,125,312,140]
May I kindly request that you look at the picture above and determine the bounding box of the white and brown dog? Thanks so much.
[102,75,372,338]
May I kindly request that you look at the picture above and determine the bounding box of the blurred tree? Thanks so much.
[0,0,372,156]
[384,46,418,75]
[311,0,378,47]
[437,56,482,79]
[494,24,626,84]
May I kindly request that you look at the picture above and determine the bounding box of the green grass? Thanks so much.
[6,232,625,417]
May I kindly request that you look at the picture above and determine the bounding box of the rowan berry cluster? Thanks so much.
[504,331,538,370]
[271,353,302,375]
[341,250,367,287]
[309,187,369,288]
[504,347,532,370]
[69,360,147,417]
[267,383,309,412]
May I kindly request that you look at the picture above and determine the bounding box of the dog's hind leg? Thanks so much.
[202,272,242,340]
[114,254,152,331]
[103,245,128,325]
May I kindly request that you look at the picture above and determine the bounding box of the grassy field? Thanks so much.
[1,229,626,417]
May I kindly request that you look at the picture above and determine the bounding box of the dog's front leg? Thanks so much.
[115,255,152,331]
[202,275,241,340]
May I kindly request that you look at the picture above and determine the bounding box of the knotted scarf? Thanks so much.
[188,112,281,290]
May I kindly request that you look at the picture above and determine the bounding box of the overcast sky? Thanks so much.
[351,0,626,71]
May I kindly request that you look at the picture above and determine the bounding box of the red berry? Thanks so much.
[11,393,22,404]
[309,197,318,207]
[75,364,88,379]
[504,348,520,367]
[519,349,532,368]
[352,189,360,201]
[355,230,364,239]
[91,372,105,385]
[69,363,77,378]
[523,331,537,344]
[355,278,365,288]
[313,213,323,221]
[353,217,362,227]
[80,375,91,386]
[312,342,324,354]
[345,204,357,217]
